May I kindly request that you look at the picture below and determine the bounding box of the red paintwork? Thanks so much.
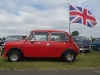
[3,30,79,58]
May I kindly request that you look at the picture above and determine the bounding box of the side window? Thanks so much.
[35,32,49,41]
[51,32,69,41]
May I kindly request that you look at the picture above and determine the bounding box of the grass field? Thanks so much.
[0,51,100,70]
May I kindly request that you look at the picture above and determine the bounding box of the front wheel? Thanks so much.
[8,50,21,62]
[63,51,76,62]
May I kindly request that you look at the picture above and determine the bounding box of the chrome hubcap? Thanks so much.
[66,53,73,61]
[10,53,18,61]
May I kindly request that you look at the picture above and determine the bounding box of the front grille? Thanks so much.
[75,42,84,48]
[75,42,91,51]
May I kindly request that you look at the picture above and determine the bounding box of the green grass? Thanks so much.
[0,51,100,70]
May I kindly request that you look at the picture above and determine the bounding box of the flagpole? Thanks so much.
[68,3,71,35]
[68,3,71,49]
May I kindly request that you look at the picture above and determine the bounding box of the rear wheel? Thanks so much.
[8,50,21,62]
[63,51,76,62]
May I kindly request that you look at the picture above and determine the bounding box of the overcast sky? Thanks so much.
[0,0,100,38]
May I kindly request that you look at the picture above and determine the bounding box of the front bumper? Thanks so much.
[79,47,92,51]
[79,48,89,51]
[0,45,5,56]
[1,49,6,58]
[1,48,4,56]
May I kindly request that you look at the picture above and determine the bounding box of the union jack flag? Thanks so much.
[70,5,97,27]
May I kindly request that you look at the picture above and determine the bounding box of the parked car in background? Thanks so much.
[0,35,23,45]
[91,38,100,50]
[1,30,79,62]
[72,36,92,53]
[0,35,23,50]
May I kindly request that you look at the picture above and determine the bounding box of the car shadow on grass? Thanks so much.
[21,57,64,62]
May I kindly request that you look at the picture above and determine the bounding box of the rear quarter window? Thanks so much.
[51,32,69,41]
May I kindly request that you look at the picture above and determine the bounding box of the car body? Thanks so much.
[91,38,100,50]
[72,36,91,52]
[1,30,79,62]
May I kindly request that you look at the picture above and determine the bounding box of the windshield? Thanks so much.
[6,36,22,40]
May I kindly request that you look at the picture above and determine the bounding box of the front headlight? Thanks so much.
[3,43,5,45]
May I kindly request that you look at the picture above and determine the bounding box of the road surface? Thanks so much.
[0,68,100,75]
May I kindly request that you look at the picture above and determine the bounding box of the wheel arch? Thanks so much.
[60,49,77,58]
[7,47,24,57]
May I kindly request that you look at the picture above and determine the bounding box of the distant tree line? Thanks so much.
[71,31,79,36]
[0,37,6,41]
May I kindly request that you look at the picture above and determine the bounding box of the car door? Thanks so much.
[22,32,52,57]
[50,32,69,57]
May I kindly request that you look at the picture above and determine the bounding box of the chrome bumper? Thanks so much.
[79,47,92,51]
[0,46,4,56]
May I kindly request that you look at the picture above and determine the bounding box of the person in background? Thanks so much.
[90,36,93,42]
[21,36,26,40]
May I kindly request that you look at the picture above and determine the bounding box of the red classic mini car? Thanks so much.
[1,30,79,62]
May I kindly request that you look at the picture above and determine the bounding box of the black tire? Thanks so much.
[8,50,21,62]
[63,51,76,62]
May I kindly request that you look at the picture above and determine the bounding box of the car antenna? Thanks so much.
[36,22,42,30]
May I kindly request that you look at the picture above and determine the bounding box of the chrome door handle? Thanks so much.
[46,43,50,46]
